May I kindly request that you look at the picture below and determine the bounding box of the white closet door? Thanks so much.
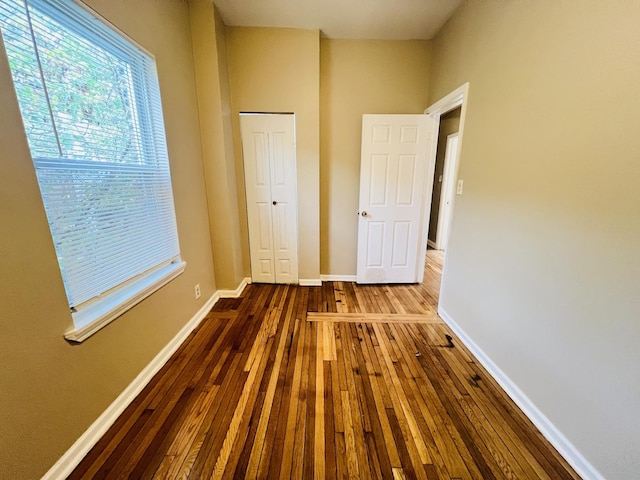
[241,114,298,284]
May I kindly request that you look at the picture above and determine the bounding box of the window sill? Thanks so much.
[64,261,186,343]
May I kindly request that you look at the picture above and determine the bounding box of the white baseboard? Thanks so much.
[320,274,357,282]
[218,277,251,298]
[427,239,437,249]
[42,278,251,480]
[437,306,604,480]
[299,278,322,286]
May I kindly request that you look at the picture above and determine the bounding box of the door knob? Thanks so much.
[361,211,368,217]
[272,201,277,205]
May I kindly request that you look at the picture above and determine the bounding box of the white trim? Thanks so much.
[320,274,357,282]
[217,277,251,298]
[438,307,605,480]
[44,292,217,480]
[413,114,436,284]
[42,277,251,480]
[424,83,467,115]
[427,239,437,250]
[299,279,322,286]
[64,262,186,343]
[418,83,470,285]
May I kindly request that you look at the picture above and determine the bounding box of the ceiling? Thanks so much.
[213,0,463,40]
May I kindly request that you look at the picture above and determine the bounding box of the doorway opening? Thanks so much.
[421,84,469,304]
[427,109,461,252]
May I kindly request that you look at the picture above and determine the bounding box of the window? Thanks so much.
[0,0,185,341]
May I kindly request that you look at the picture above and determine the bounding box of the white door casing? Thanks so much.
[436,132,459,250]
[357,114,435,284]
[423,82,469,288]
[240,114,298,284]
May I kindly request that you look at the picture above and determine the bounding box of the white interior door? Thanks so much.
[240,114,298,284]
[357,114,435,283]
[436,132,459,250]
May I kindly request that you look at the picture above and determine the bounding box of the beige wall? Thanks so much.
[227,27,320,281]
[0,0,216,477]
[429,1,640,478]
[320,39,431,275]
[189,2,245,289]
[428,107,461,243]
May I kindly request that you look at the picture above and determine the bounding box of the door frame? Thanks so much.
[434,132,460,250]
[417,83,469,283]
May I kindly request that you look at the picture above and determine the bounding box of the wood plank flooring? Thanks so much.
[69,250,580,479]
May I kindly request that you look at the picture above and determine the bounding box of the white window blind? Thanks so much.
[0,0,184,339]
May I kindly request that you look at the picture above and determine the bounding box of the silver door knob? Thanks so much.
[361,211,368,217]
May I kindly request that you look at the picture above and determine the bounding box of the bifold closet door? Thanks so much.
[240,114,298,284]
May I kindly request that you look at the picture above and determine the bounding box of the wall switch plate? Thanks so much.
[194,284,201,299]
[456,179,464,195]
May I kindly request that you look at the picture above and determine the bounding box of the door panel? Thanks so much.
[391,221,411,267]
[241,118,275,283]
[240,114,298,284]
[366,222,385,267]
[268,115,298,284]
[257,203,272,251]
[400,125,419,143]
[259,259,272,277]
[253,133,269,186]
[357,114,435,284]
[396,155,416,205]
[369,155,389,205]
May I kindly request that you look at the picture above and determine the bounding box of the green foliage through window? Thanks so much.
[0,0,181,312]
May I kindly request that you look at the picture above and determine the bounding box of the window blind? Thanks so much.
[0,0,182,313]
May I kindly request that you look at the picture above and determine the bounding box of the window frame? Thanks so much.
[0,0,186,342]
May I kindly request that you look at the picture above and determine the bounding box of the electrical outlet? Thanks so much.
[194,283,201,300]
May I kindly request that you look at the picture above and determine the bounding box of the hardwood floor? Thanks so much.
[69,250,580,479]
